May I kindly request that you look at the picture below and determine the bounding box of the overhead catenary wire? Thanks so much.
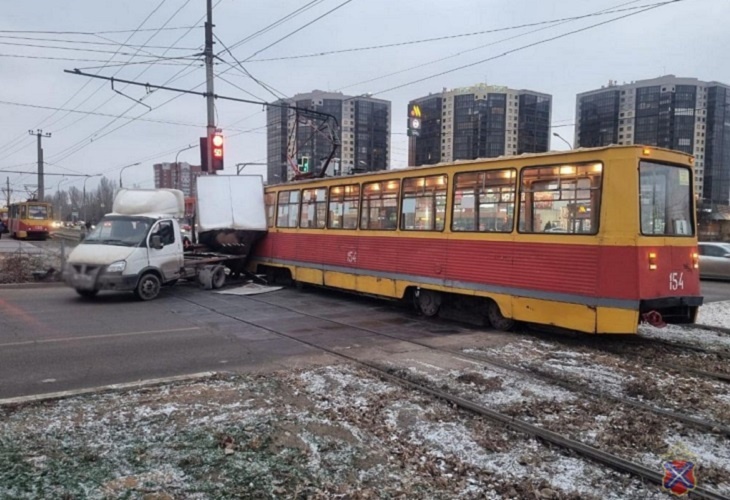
[239,0,357,63]
[246,1,668,63]
[355,1,683,98]
[0,0,174,160]
[337,0,651,92]
[213,33,287,101]
[223,0,325,52]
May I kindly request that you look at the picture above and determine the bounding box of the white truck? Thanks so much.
[63,176,267,301]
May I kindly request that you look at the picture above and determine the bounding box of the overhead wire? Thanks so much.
[338,0,649,92]
[247,2,666,63]
[213,33,287,101]
[224,0,324,52]
[367,1,682,97]
[240,0,357,63]
[0,0,173,159]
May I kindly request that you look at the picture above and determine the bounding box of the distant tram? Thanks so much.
[7,200,54,240]
[250,146,702,334]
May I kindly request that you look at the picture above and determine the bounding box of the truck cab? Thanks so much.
[64,189,187,301]
[64,214,184,300]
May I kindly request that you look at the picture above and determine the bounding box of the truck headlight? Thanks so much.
[106,260,126,273]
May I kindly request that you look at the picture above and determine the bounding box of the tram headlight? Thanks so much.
[691,252,699,269]
[648,252,657,271]
[106,260,126,273]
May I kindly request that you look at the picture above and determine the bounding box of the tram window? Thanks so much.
[20,205,27,219]
[639,162,694,236]
[519,163,602,235]
[361,180,400,230]
[28,204,49,220]
[300,188,327,229]
[264,193,276,227]
[401,175,447,231]
[276,190,300,228]
[452,169,516,232]
[328,184,360,229]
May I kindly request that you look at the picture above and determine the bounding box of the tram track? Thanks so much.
[174,289,729,499]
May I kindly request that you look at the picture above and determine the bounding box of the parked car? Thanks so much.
[698,242,730,280]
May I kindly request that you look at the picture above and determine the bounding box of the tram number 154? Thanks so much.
[669,272,685,291]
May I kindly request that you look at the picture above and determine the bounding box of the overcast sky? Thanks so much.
[1,0,728,201]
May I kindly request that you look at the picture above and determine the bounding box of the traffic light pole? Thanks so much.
[29,129,51,201]
[204,0,216,175]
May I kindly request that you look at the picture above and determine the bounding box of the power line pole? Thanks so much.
[204,0,216,175]
[3,177,11,206]
[29,129,51,201]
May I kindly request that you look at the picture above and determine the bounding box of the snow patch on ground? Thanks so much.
[697,300,730,329]
[639,322,730,350]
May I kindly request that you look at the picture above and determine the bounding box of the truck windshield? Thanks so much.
[639,161,694,236]
[84,216,153,246]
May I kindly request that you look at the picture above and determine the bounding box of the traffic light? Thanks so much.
[211,132,224,171]
[199,132,224,172]
[299,156,310,173]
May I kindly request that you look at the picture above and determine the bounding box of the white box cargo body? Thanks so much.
[196,175,267,232]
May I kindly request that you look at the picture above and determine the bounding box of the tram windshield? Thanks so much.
[84,216,154,246]
[639,161,694,236]
[27,204,50,220]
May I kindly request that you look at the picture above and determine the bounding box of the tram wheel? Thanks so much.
[417,289,442,317]
[486,301,514,331]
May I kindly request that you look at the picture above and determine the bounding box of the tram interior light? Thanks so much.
[559,166,576,175]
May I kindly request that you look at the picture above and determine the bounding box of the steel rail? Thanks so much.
[175,290,727,500]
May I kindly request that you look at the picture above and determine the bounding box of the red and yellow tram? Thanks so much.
[7,200,54,240]
[250,145,702,334]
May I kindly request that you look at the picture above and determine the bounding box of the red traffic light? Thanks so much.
[212,133,224,159]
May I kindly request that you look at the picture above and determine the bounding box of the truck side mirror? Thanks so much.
[150,235,163,249]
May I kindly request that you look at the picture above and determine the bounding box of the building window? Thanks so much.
[400,175,447,231]
[452,169,516,232]
[300,188,327,229]
[361,180,400,230]
[328,184,360,229]
[276,190,300,228]
[519,162,603,234]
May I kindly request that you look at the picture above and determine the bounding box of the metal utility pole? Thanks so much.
[3,177,10,206]
[29,129,51,201]
[204,0,216,175]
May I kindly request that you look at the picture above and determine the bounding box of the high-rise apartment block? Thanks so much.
[575,75,730,204]
[407,84,552,166]
[153,162,204,197]
[267,90,391,183]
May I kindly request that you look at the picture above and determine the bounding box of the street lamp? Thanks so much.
[175,144,198,166]
[236,162,266,175]
[118,162,142,189]
[83,174,102,223]
[552,132,573,150]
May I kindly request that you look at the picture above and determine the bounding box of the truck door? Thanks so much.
[147,219,183,281]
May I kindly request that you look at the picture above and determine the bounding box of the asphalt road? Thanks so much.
[0,285,325,399]
[700,279,730,303]
[1,279,728,400]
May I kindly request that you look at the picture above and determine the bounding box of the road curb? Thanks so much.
[0,371,219,406]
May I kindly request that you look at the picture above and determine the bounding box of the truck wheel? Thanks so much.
[135,273,161,301]
[211,266,226,289]
[76,289,98,298]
